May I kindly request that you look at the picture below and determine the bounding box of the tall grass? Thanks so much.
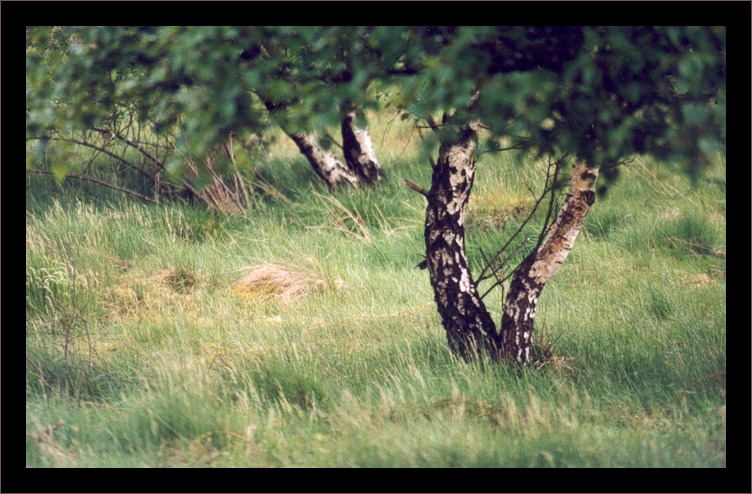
[26,122,725,468]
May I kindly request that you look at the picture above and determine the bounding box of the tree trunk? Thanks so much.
[341,103,385,183]
[498,162,599,363]
[262,98,361,189]
[424,123,498,360]
[285,131,361,189]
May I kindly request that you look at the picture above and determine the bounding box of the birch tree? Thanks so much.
[26,26,386,204]
[27,26,726,364]
[399,26,725,362]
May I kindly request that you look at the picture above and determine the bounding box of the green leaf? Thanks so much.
[698,137,716,159]
[50,161,68,183]
[682,104,709,125]
[165,157,185,178]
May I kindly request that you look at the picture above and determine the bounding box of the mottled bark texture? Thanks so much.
[285,131,361,189]
[424,123,498,360]
[499,163,599,363]
[424,142,599,364]
[263,98,361,189]
[341,103,385,183]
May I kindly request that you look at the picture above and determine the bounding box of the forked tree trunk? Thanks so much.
[341,103,385,183]
[285,131,361,189]
[423,130,600,363]
[424,123,498,359]
[498,163,599,363]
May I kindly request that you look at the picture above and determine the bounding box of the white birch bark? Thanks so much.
[499,162,599,363]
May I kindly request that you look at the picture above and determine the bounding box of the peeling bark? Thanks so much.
[341,103,385,183]
[285,131,361,189]
[499,163,599,363]
[424,123,498,360]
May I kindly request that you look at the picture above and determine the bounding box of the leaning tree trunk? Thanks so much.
[341,102,385,183]
[262,98,361,189]
[424,123,498,360]
[285,130,361,189]
[498,162,599,364]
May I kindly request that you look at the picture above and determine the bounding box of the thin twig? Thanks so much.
[380,109,403,149]
[394,125,416,163]
[478,247,503,287]
[413,123,438,168]
[476,155,564,283]
[27,170,158,205]
[324,131,344,151]
[537,156,565,247]
[658,371,726,408]
[41,136,154,181]
[479,238,530,299]
[476,183,550,283]
[92,126,168,171]
[26,354,45,381]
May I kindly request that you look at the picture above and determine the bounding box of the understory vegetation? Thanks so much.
[26,113,726,468]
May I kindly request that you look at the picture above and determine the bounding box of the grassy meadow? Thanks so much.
[25,112,726,468]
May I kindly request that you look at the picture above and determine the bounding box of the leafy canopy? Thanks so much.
[27,26,725,180]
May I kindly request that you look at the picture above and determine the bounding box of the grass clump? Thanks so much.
[233,263,329,304]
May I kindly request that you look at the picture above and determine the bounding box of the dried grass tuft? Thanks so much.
[466,194,536,229]
[234,264,328,303]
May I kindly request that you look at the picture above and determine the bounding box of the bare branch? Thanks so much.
[394,125,416,163]
[380,109,403,149]
[27,170,158,205]
[477,182,551,283]
[404,179,429,198]
[480,239,532,300]
[478,246,504,289]
[45,135,155,182]
[537,156,565,246]
[476,238,530,288]
[603,155,637,169]
[324,131,345,151]
[499,237,530,273]
[91,127,168,172]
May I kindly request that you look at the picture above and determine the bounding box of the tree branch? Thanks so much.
[27,170,158,205]
[91,127,168,172]
[404,179,429,198]
[537,156,565,247]
[44,135,155,182]
[476,181,551,283]
[479,237,530,299]
[323,131,345,151]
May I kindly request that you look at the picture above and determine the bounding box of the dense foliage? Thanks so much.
[27,26,725,184]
